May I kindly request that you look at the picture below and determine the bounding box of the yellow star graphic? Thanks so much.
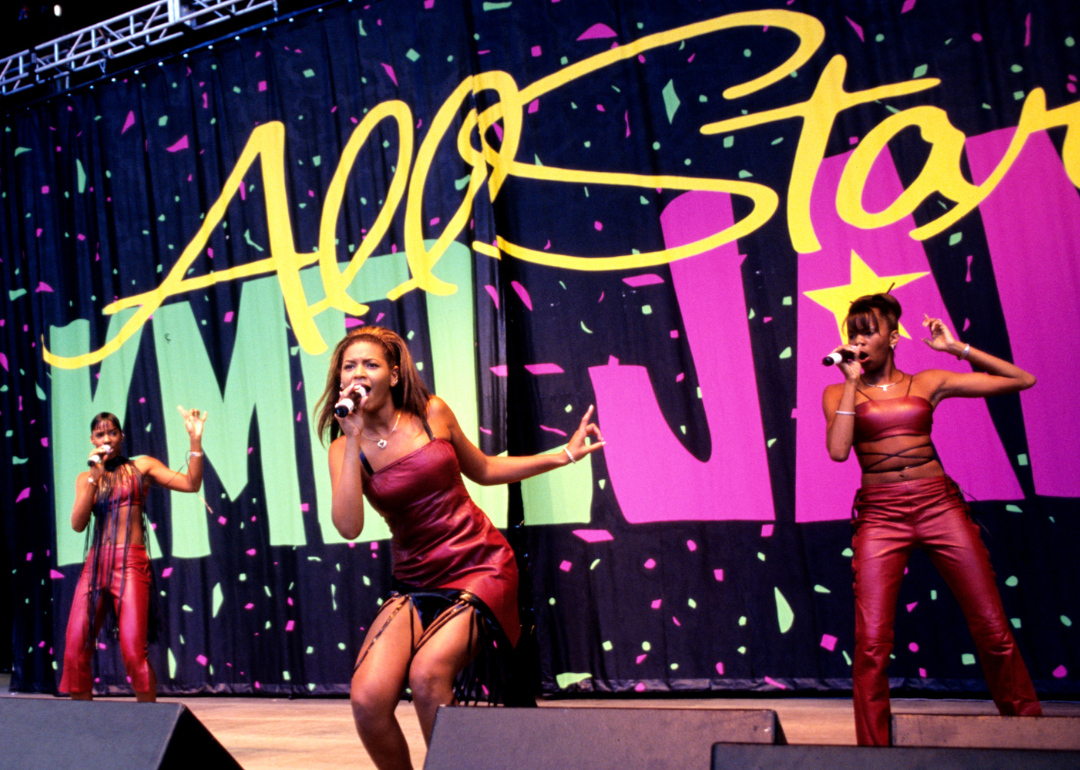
[804,250,930,342]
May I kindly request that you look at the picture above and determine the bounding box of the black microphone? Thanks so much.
[334,385,367,418]
[88,444,112,467]
[822,349,855,367]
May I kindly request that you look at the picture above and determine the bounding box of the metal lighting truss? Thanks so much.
[0,0,279,97]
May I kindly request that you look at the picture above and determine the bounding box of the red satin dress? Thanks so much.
[850,385,1041,745]
[363,435,521,647]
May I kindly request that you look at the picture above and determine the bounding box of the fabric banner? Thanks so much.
[2,0,1077,696]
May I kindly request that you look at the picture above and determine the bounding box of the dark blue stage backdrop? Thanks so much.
[1,0,1078,697]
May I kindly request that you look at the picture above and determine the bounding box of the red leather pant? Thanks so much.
[59,545,153,694]
[851,475,1041,745]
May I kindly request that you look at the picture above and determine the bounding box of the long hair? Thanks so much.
[314,327,432,444]
[845,292,902,339]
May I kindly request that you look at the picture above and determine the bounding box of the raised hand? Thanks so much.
[565,405,606,462]
[177,405,208,440]
[922,314,958,353]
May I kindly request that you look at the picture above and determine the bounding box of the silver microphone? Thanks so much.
[822,350,855,367]
[334,385,367,418]
[88,444,112,467]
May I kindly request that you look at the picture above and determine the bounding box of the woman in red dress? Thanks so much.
[822,293,1041,745]
[314,327,604,769]
[60,406,207,701]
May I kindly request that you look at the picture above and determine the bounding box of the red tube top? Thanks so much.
[853,395,933,444]
[363,439,521,646]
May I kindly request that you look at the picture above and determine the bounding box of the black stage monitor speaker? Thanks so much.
[711,742,1080,770]
[0,698,243,770]
[424,706,784,770]
[892,713,1080,750]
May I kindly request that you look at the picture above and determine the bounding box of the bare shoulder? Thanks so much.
[425,395,461,442]
[427,394,451,418]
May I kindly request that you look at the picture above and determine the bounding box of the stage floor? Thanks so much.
[3,679,1079,769]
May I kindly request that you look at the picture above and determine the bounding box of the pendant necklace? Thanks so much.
[861,373,903,392]
[363,411,401,449]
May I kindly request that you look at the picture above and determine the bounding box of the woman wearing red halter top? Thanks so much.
[822,292,1041,746]
[60,406,207,701]
[314,326,604,770]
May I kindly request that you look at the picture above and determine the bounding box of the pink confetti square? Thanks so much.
[715,662,724,676]
[196,655,208,666]
[531,45,542,57]
[572,529,614,543]
[686,540,697,552]
[286,620,295,632]
[651,599,662,609]
[644,558,656,569]
[258,81,267,92]
[713,569,724,581]
[559,560,572,572]
[820,634,837,651]
[909,642,919,652]
[761,524,774,537]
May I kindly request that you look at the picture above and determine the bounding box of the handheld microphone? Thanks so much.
[822,349,855,367]
[334,385,367,418]
[88,445,112,467]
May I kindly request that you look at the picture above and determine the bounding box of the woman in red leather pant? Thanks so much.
[822,292,1041,745]
[59,407,206,701]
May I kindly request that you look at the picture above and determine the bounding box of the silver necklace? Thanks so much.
[363,411,400,449]
[861,373,903,391]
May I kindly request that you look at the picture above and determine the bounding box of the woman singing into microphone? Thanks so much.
[315,327,603,770]
[59,407,207,701]
[822,293,1041,746]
